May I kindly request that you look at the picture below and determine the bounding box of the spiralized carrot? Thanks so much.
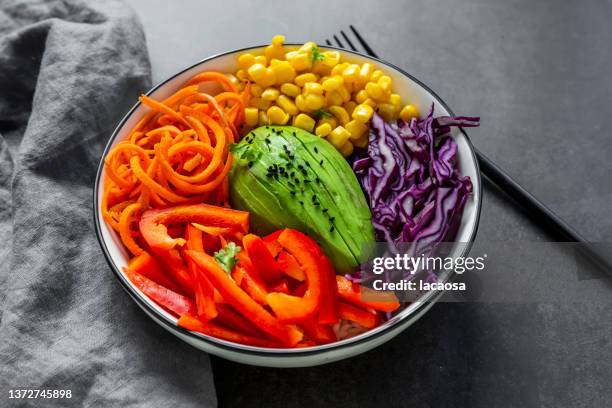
[102,71,247,255]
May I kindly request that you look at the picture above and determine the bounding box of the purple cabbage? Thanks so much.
[353,104,480,252]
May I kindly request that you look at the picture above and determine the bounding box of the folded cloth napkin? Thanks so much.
[0,1,216,406]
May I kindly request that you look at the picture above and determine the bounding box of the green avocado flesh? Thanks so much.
[229,125,375,273]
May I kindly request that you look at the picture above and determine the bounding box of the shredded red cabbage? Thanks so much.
[353,105,480,252]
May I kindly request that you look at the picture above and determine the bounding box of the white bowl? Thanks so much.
[94,45,482,367]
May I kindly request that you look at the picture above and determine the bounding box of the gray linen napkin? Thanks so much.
[0,1,216,406]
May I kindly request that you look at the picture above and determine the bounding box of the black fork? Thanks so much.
[327,26,612,277]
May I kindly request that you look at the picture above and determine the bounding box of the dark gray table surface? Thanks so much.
[125,0,612,406]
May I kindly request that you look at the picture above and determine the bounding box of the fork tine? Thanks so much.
[333,34,344,48]
[340,30,357,51]
[325,39,332,46]
[349,25,378,58]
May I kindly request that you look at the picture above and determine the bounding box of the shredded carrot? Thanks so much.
[102,71,244,252]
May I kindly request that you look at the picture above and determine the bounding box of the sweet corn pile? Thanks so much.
[233,35,419,157]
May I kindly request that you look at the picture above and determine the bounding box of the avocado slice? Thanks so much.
[229,125,375,273]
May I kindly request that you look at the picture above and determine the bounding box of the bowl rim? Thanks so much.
[93,44,482,357]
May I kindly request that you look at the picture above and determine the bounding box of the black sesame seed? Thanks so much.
[290,191,296,196]
[322,208,328,213]
[314,147,319,153]
[319,160,323,166]
[329,226,335,232]
[329,216,335,221]
[299,201,304,205]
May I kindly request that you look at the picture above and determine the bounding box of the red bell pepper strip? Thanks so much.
[266,229,323,323]
[269,279,290,294]
[178,315,276,347]
[263,230,283,258]
[124,268,195,316]
[317,254,340,325]
[156,248,194,297]
[139,204,249,251]
[127,251,181,292]
[214,304,264,337]
[243,234,280,283]
[338,302,380,329]
[186,225,217,320]
[184,250,302,346]
[302,319,337,344]
[336,276,400,312]
[276,251,305,281]
[232,265,268,305]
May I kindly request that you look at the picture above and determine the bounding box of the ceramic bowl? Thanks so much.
[94,45,482,367]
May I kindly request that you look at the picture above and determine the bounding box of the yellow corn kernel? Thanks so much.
[293,113,315,132]
[363,98,377,108]
[342,64,360,83]
[327,126,351,148]
[351,80,365,92]
[269,59,296,84]
[377,103,397,121]
[339,141,354,157]
[295,94,310,112]
[378,75,392,92]
[331,62,349,76]
[305,93,325,110]
[247,63,267,82]
[267,106,288,125]
[390,93,402,109]
[294,73,318,87]
[370,69,383,83]
[265,45,284,61]
[261,88,280,101]
[277,95,299,116]
[322,51,341,66]
[238,53,256,70]
[272,35,285,46]
[280,82,301,98]
[358,63,374,82]
[315,123,332,137]
[329,106,350,125]
[226,74,239,87]
[244,107,259,126]
[236,69,249,81]
[365,82,385,100]
[337,84,351,103]
[286,51,311,71]
[355,89,369,104]
[345,119,368,140]
[312,61,332,76]
[254,55,268,66]
[303,82,324,95]
[258,110,268,126]
[322,76,343,92]
[343,101,357,116]
[399,104,419,121]
[261,68,277,88]
[318,115,338,129]
[325,90,343,107]
[300,41,317,53]
[352,103,374,123]
[352,133,368,148]
[250,84,263,97]
[250,97,271,110]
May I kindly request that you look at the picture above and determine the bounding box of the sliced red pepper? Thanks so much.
[140,204,249,251]
[338,302,380,329]
[127,251,181,292]
[214,304,264,337]
[186,225,217,320]
[124,268,195,316]
[184,250,302,346]
[317,254,340,325]
[269,279,290,294]
[178,315,277,347]
[263,229,283,257]
[293,282,308,297]
[336,276,400,312]
[243,234,280,283]
[156,248,194,297]
[302,319,337,344]
[276,251,305,281]
[232,265,268,305]
[266,229,323,323]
